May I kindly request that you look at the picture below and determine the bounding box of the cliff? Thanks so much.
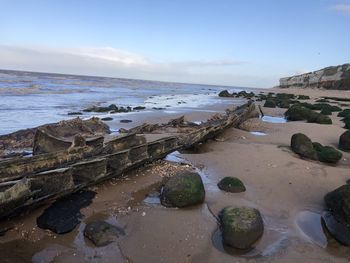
[279,63,350,90]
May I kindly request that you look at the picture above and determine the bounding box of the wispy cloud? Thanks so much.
[332,4,350,15]
[0,45,273,87]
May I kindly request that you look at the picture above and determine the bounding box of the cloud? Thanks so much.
[332,4,350,15]
[0,45,273,87]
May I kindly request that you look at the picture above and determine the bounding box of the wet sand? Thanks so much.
[1,88,350,262]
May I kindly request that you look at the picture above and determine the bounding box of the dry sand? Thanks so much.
[1,88,350,262]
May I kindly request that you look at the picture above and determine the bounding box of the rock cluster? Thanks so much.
[290,133,342,163]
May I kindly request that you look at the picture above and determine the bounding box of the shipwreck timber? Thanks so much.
[0,102,258,219]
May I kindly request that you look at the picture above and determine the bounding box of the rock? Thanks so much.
[290,133,318,160]
[338,109,350,118]
[285,105,311,121]
[314,114,332,124]
[217,177,246,193]
[323,184,350,245]
[315,145,342,163]
[218,90,232,97]
[263,99,276,108]
[160,171,205,208]
[297,95,310,100]
[84,221,125,247]
[120,119,132,123]
[67,112,83,115]
[133,106,146,111]
[277,100,290,109]
[36,190,96,234]
[219,207,264,250]
[101,117,113,121]
[339,130,350,151]
[320,108,332,115]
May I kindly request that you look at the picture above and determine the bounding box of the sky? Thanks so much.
[0,0,350,88]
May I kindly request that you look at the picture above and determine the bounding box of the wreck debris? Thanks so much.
[0,102,258,219]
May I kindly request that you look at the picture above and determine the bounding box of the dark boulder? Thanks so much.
[339,130,350,151]
[120,119,132,123]
[219,207,264,250]
[285,105,311,121]
[133,106,146,111]
[263,99,276,108]
[338,109,350,118]
[314,114,332,124]
[297,95,310,100]
[290,133,318,160]
[323,184,350,245]
[84,220,125,247]
[218,90,231,97]
[160,171,205,208]
[320,108,332,116]
[316,145,342,163]
[217,177,246,193]
[101,117,113,121]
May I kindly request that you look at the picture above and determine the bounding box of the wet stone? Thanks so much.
[219,206,264,250]
[84,220,125,247]
[36,190,96,234]
[217,177,246,193]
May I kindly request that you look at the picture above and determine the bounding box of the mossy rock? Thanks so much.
[339,130,350,151]
[160,171,205,208]
[314,114,332,124]
[312,142,323,152]
[217,177,246,193]
[337,109,350,117]
[320,108,332,115]
[323,185,350,245]
[219,207,264,250]
[285,105,311,121]
[342,115,350,129]
[218,90,231,97]
[298,95,310,100]
[325,184,350,226]
[290,133,318,160]
[84,221,125,247]
[263,99,276,108]
[277,100,290,109]
[315,145,342,163]
[316,99,330,103]
[311,103,341,112]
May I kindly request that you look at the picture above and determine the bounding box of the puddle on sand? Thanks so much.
[261,116,286,124]
[295,210,327,248]
[127,182,162,207]
[250,131,267,136]
[165,151,190,164]
[211,227,288,259]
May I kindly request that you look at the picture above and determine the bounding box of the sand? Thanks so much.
[1,87,350,262]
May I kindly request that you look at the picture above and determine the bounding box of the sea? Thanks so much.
[0,69,250,135]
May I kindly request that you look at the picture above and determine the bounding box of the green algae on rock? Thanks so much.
[291,133,318,160]
[160,171,205,208]
[219,207,264,250]
[217,177,246,193]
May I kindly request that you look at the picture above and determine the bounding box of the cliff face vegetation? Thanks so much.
[280,64,350,90]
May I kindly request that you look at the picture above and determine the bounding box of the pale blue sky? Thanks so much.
[1,0,350,87]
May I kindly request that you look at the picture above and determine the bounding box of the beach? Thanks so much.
[1,82,350,262]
